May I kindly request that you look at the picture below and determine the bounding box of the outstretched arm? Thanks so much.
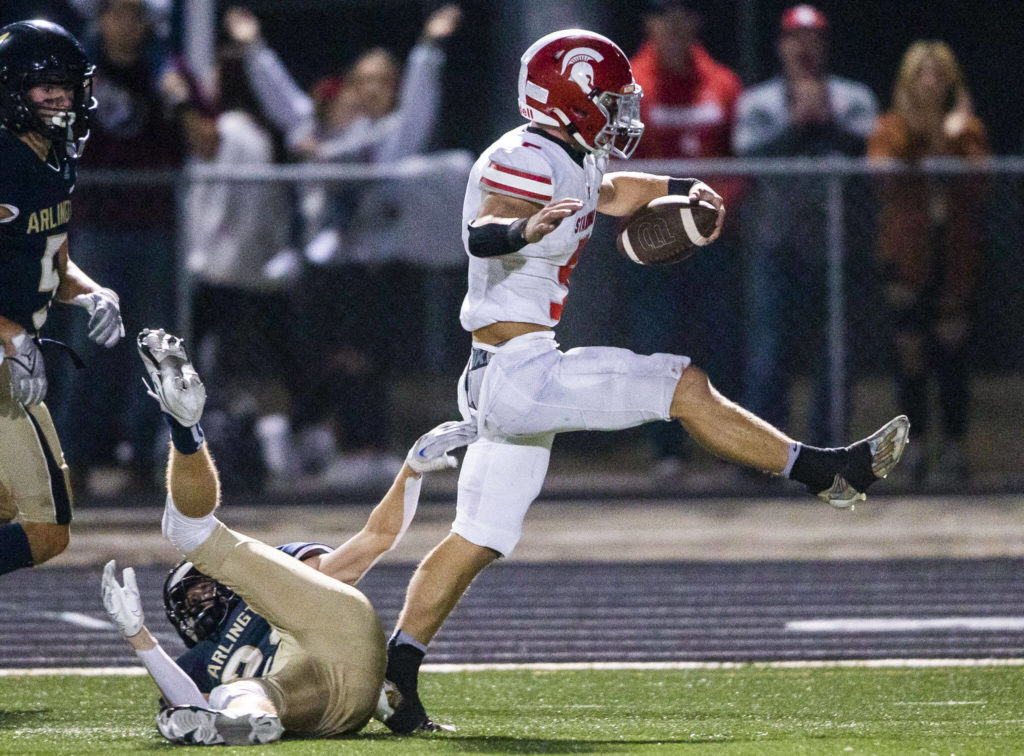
[598,172,725,242]
[316,421,477,585]
[102,561,208,707]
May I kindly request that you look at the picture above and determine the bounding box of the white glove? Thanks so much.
[73,287,124,348]
[8,332,46,405]
[406,420,479,473]
[101,559,144,638]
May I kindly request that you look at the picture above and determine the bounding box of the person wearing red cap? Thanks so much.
[624,0,746,476]
[732,4,878,447]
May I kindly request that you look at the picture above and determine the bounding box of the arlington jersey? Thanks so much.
[0,128,76,333]
[459,125,606,331]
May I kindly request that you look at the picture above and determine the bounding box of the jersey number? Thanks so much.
[221,645,265,683]
[32,232,65,330]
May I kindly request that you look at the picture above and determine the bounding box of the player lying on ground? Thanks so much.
[101,328,474,746]
[382,28,912,733]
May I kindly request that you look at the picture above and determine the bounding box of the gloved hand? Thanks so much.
[406,420,478,473]
[101,559,145,638]
[73,287,124,348]
[8,332,46,405]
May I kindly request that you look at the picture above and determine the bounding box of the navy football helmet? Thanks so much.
[0,20,96,153]
[163,560,240,648]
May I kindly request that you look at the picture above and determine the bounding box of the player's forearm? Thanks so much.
[0,314,24,354]
[598,172,670,217]
[56,259,102,303]
[125,625,158,651]
[318,465,422,585]
[132,635,208,708]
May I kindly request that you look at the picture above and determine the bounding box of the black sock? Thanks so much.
[386,633,425,700]
[789,445,850,492]
[790,442,876,493]
[0,523,34,575]
[164,414,205,455]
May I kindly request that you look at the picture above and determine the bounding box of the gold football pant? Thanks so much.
[187,523,386,736]
[0,363,73,525]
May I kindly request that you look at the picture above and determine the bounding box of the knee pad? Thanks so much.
[161,494,219,554]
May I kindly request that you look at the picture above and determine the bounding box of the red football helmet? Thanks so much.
[518,29,644,159]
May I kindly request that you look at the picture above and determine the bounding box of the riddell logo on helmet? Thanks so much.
[560,47,604,93]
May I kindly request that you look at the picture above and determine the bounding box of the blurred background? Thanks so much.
[4,0,1024,502]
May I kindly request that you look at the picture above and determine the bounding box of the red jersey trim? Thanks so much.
[480,177,553,202]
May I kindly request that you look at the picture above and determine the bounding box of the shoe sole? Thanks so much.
[867,414,911,480]
[819,415,911,508]
[157,706,284,746]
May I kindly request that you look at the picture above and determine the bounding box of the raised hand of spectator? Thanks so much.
[225,6,262,46]
[423,4,462,42]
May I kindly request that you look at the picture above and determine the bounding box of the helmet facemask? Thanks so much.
[26,67,95,157]
[163,561,239,648]
[590,86,643,159]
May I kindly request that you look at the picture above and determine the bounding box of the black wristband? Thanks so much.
[507,217,529,251]
[668,177,699,196]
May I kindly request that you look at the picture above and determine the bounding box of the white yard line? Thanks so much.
[3,658,1023,677]
[787,617,1024,632]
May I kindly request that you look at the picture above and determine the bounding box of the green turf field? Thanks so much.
[1,665,1022,754]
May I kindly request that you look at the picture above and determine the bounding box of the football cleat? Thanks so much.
[383,690,455,735]
[818,415,911,508]
[156,705,284,746]
[137,328,206,427]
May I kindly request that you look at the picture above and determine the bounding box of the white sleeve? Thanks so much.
[136,644,209,708]
[478,145,554,204]
[373,42,446,163]
[244,43,316,150]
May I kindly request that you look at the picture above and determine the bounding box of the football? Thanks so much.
[616,195,719,266]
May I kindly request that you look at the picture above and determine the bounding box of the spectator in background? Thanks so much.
[222,5,462,489]
[52,0,187,495]
[867,41,989,485]
[177,37,295,494]
[626,0,744,477]
[733,4,878,446]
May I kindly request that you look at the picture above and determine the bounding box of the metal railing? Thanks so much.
[74,157,1022,446]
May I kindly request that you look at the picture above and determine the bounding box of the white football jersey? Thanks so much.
[459,125,607,332]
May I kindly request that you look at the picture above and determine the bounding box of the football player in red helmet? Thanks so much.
[382,28,910,735]
[517,29,644,159]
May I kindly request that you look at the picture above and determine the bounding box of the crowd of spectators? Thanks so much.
[16,0,999,496]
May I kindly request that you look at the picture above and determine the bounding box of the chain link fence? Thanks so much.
[57,157,1024,494]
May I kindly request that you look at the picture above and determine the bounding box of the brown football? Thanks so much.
[616,195,719,266]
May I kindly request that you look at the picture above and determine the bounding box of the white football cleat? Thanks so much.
[137,328,207,427]
[818,415,911,509]
[156,705,284,746]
